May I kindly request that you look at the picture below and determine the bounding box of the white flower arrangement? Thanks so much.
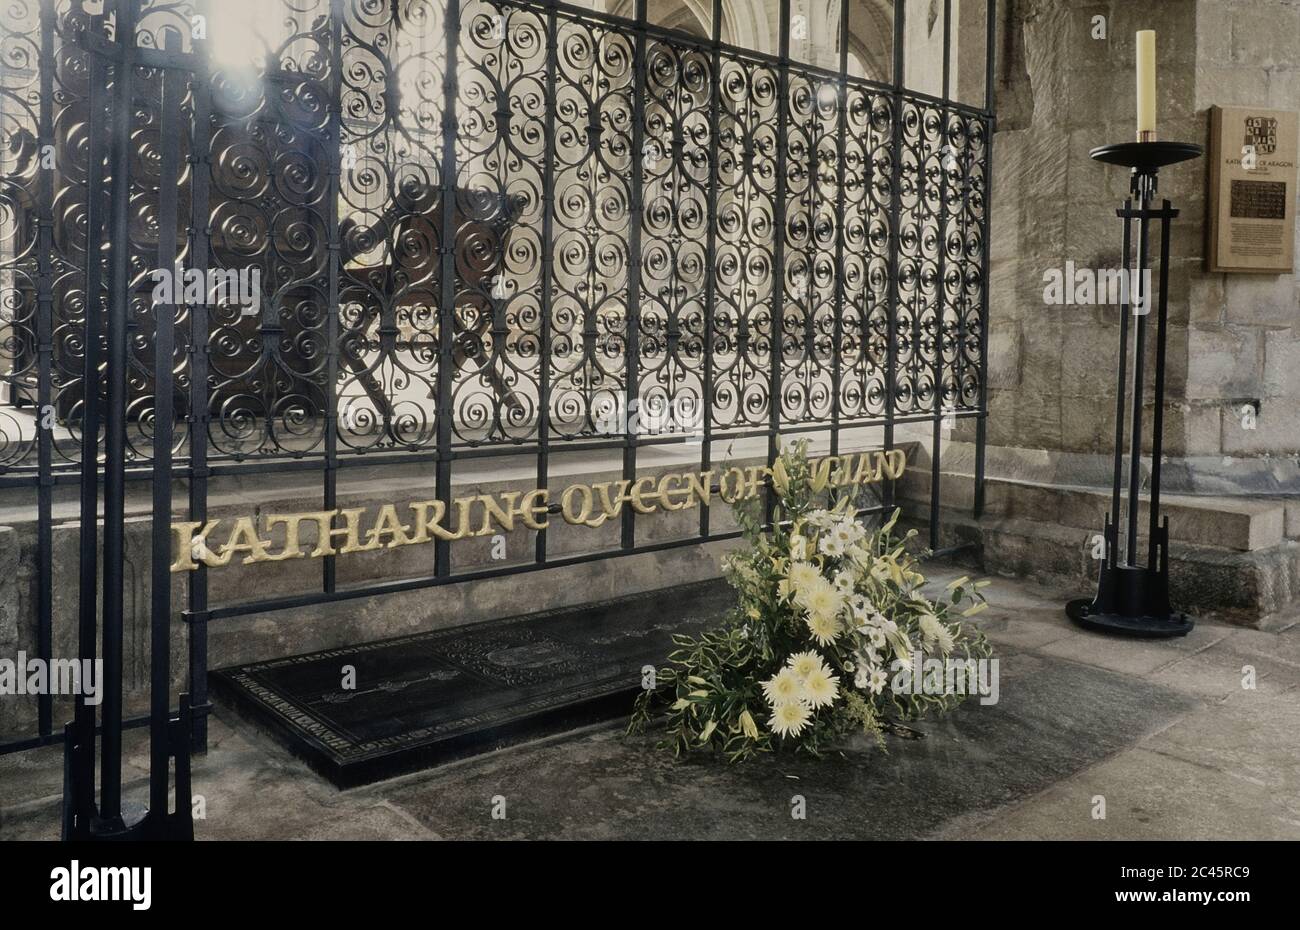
[631,438,993,761]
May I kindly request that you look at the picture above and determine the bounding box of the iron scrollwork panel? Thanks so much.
[894,97,944,418]
[710,51,778,433]
[637,36,709,441]
[0,0,991,473]
[839,81,891,421]
[780,67,839,426]
[0,0,46,468]
[0,1,119,470]
[337,0,444,453]
[547,10,633,440]
[204,1,334,458]
[951,110,987,412]
[452,0,544,445]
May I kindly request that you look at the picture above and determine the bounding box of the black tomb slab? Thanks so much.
[210,579,734,788]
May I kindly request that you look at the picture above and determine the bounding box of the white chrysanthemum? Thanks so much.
[833,570,855,594]
[802,666,840,708]
[850,593,873,615]
[795,575,843,619]
[787,560,819,593]
[934,623,956,654]
[787,650,825,681]
[768,701,812,738]
[868,667,888,695]
[762,667,805,706]
[806,610,840,646]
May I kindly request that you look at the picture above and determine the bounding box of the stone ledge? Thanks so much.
[902,467,1286,552]
[906,506,1300,630]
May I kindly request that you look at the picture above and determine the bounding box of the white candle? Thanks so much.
[1136,30,1156,139]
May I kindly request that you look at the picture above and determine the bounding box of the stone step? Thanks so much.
[901,468,1285,552]
[905,506,1300,629]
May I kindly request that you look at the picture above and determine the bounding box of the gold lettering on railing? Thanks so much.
[169,449,906,573]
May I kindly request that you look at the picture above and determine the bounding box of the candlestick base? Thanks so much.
[1066,598,1194,638]
[1090,141,1203,170]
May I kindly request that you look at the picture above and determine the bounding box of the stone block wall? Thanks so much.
[979,0,1300,463]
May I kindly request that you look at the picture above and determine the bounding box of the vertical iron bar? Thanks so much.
[536,0,558,563]
[1148,201,1174,567]
[34,0,57,738]
[973,0,997,518]
[436,0,461,577]
[324,0,343,592]
[765,0,791,528]
[699,0,721,538]
[186,0,214,752]
[150,28,183,820]
[1127,188,1151,563]
[74,35,107,818]
[622,0,646,550]
[882,0,904,516]
[930,0,951,551]
[830,0,848,469]
[1110,202,1133,566]
[99,0,140,822]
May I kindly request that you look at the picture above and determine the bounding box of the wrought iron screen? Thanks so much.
[0,0,995,754]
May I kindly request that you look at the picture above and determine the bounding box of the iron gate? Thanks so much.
[0,0,995,834]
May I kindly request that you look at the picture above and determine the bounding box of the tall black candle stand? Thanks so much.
[1066,140,1202,638]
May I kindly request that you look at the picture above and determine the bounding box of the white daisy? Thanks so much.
[832,519,864,547]
[833,570,855,594]
[806,610,840,646]
[768,701,812,738]
[868,668,888,695]
[819,534,845,557]
[934,623,956,654]
[761,668,805,706]
[787,651,825,681]
[795,576,843,620]
[802,666,840,708]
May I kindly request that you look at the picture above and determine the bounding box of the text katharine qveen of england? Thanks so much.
[169,449,906,573]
